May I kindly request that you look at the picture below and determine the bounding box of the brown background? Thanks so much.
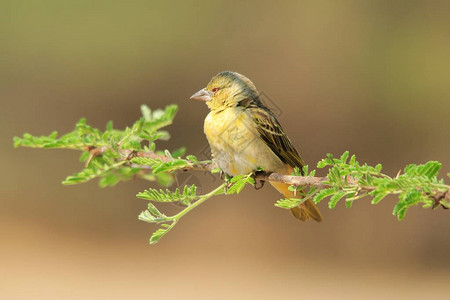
[2,1,449,299]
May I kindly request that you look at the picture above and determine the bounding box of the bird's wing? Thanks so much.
[250,107,305,171]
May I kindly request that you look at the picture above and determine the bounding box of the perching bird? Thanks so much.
[190,71,322,222]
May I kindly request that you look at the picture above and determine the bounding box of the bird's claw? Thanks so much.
[220,172,233,192]
[251,171,265,190]
[254,179,265,190]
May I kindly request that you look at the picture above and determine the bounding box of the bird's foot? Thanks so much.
[251,171,265,190]
[221,172,233,192]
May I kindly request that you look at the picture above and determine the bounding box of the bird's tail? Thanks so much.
[269,181,322,222]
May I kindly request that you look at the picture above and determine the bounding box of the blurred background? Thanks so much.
[2,0,449,299]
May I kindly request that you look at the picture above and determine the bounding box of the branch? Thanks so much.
[13,104,450,244]
[88,146,450,209]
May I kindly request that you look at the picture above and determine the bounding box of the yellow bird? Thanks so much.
[190,71,322,222]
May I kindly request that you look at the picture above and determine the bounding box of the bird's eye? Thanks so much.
[211,87,219,93]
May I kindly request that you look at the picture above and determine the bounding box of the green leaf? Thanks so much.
[79,151,91,162]
[328,191,347,209]
[152,160,188,173]
[62,161,126,185]
[345,199,353,208]
[186,155,198,162]
[149,228,169,244]
[141,105,152,121]
[106,120,114,131]
[275,197,306,209]
[146,203,163,217]
[155,173,174,187]
[393,201,407,220]
[226,175,255,194]
[317,160,327,168]
[131,157,161,166]
[340,151,349,164]
[99,173,120,187]
[293,166,303,176]
[151,130,170,141]
[313,188,337,204]
[404,161,441,179]
[371,192,388,204]
[131,157,189,173]
[211,168,221,174]
[172,147,186,158]
[144,104,178,132]
[137,185,197,203]
[375,163,383,172]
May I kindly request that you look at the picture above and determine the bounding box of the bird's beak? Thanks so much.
[190,88,211,102]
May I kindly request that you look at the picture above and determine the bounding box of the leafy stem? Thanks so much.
[171,183,226,220]
[139,183,226,244]
[13,104,450,244]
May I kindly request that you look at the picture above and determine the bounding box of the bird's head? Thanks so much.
[190,71,260,111]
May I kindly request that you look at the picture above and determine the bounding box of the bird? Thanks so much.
[190,71,322,222]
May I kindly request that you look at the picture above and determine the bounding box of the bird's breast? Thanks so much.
[204,108,285,176]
